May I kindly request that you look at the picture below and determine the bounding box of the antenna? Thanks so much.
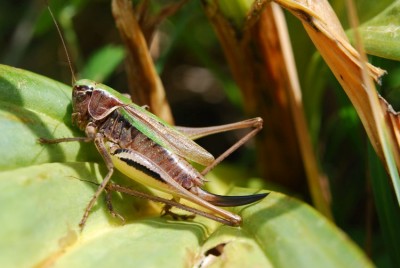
[47,5,76,83]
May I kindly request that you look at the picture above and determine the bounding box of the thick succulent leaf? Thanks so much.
[357,1,400,61]
[0,64,99,170]
[0,64,372,267]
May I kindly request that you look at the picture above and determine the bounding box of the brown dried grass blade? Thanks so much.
[202,1,331,214]
[274,0,392,165]
[203,1,308,192]
[257,3,332,218]
[275,0,400,202]
[380,97,400,155]
[345,0,400,204]
[112,0,174,123]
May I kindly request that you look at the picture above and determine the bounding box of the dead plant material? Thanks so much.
[112,0,174,123]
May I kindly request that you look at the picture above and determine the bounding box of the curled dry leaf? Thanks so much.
[379,96,400,167]
[275,0,400,171]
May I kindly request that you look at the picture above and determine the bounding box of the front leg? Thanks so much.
[38,136,92,144]
[39,123,117,229]
[79,132,115,229]
[38,122,99,144]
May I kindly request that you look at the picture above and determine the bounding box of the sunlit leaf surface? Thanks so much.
[0,64,371,267]
[357,1,400,61]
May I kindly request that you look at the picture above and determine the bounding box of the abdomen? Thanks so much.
[99,110,204,194]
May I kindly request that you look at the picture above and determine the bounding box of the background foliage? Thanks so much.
[1,0,399,267]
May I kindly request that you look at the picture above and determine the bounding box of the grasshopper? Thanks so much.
[40,6,267,229]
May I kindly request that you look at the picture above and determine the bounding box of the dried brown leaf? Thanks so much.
[203,1,308,191]
[379,96,400,168]
[257,3,332,217]
[274,0,398,170]
[112,0,173,123]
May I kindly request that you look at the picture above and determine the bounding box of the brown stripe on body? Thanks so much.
[99,110,204,190]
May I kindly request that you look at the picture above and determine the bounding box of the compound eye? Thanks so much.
[76,85,93,92]
[75,91,88,103]
[73,86,91,100]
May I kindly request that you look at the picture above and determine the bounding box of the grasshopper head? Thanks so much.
[71,79,96,130]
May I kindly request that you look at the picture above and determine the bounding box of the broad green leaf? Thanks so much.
[0,64,99,170]
[356,1,400,61]
[0,64,372,267]
[330,0,395,28]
